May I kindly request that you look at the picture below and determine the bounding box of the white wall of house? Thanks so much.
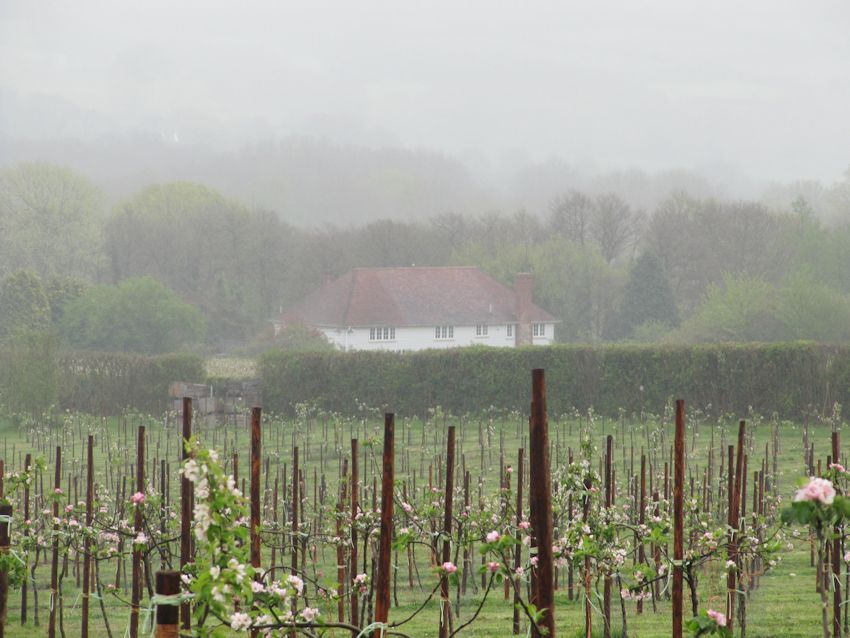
[318,323,555,352]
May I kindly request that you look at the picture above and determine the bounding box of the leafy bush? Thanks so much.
[60,277,206,354]
[0,330,59,413]
[0,270,51,340]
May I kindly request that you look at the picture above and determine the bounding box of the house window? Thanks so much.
[435,325,454,339]
[506,324,513,338]
[370,327,395,341]
[532,323,545,337]
[475,324,488,337]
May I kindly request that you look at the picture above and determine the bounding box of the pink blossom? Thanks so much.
[441,561,457,574]
[486,530,500,543]
[230,612,251,631]
[506,466,513,474]
[530,556,539,567]
[487,561,500,573]
[707,609,727,627]
[831,463,846,473]
[300,607,320,622]
[515,566,524,576]
[130,492,146,505]
[794,477,836,505]
[518,521,530,531]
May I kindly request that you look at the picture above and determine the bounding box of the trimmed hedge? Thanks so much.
[56,351,205,415]
[0,332,59,413]
[259,343,850,418]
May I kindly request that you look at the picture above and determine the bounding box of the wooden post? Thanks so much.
[0,503,11,637]
[81,435,94,637]
[438,425,456,638]
[292,445,299,581]
[833,431,842,638]
[180,398,192,631]
[155,570,180,638]
[739,453,748,633]
[583,476,592,638]
[672,400,685,638]
[726,420,745,633]
[529,415,538,613]
[20,452,30,625]
[375,413,395,628]
[637,453,646,615]
[250,407,262,638]
[568,449,574,602]
[350,439,360,629]
[513,448,525,635]
[130,426,145,638]
[337,460,348,624]
[652,490,661,602]
[462,471,471,596]
[251,408,262,572]
[48,446,61,638]
[530,369,555,638]
[503,463,511,601]
[603,435,613,638]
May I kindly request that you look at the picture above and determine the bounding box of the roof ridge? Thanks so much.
[350,265,480,271]
[282,265,558,327]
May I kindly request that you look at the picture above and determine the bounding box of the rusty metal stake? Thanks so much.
[530,369,555,638]
[375,413,395,628]
[154,570,180,638]
[672,400,685,638]
[180,398,193,631]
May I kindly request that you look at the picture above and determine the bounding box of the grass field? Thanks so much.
[0,409,835,637]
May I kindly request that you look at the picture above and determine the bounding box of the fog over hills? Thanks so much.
[1,1,849,224]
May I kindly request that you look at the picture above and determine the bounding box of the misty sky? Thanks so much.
[2,1,849,183]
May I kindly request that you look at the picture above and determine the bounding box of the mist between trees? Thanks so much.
[1,160,850,355]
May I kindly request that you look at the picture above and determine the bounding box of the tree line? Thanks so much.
[1,161,850,354]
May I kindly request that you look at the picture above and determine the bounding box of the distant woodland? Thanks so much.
[2,157,850,354]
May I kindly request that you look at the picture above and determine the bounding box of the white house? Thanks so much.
[273,266,557,352]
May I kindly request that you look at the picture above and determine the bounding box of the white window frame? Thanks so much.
[506,324,513,338]
[435,325,454,340]
[370,327,396,341]
[532,323,545,337]
[475,323,489,337]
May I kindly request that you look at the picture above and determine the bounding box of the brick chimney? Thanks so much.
[514,272,533,346]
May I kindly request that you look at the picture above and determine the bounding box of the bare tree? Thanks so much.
[430,212,469,252]
[590,192,645,263]
[548,190,594,245]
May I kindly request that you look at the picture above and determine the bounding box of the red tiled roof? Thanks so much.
[281,267,556,328]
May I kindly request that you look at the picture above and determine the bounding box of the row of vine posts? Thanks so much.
[0,366,832,636]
